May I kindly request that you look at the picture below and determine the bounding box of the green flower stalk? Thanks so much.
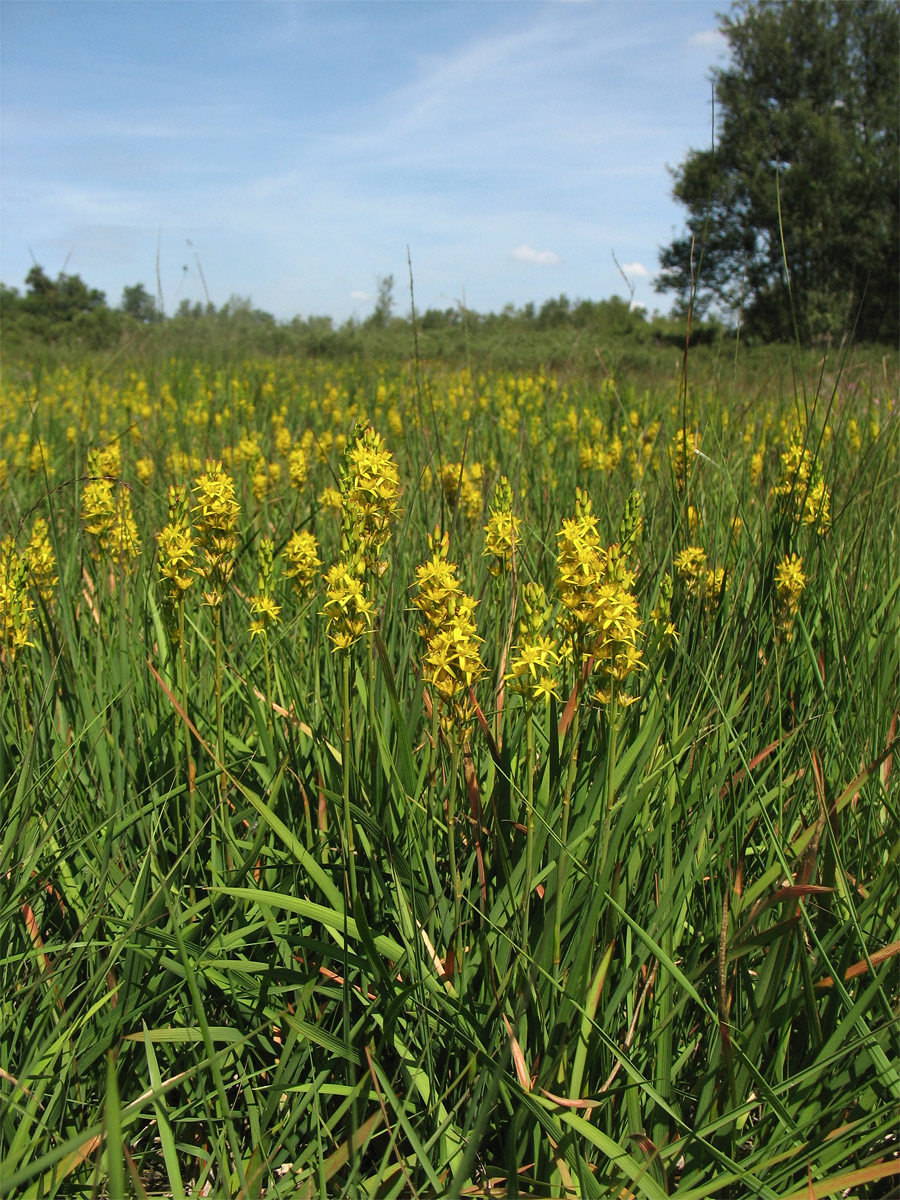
[193,461,241,840]
[553,489,645,967]
[248,535,281,640]
[506,581,559,954]
[157,484,197,856]
[157,485,195,647]
[411,529,486,977]
[249,535,281,729]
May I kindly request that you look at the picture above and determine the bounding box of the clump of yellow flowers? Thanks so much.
[411,529,486,730]
[25,518,58,605]
[555,488,643,703]
[322,425,400,650]
[506,582,558,706]
[440,460,484,521]
[772,435,831,534]
[774,552,806,641]
[82,445,142,572]
[674,546,727,612]
[321,563,375,650]
[0,517,58,665]
[157,484,195,645]
[0,536,34,661]
[283,530,322,599]
[483,475,520,576]
[193,461,240,607]
[341,426,401,577]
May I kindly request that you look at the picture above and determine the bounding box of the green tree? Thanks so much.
[121,283,158,323]
[367,274,395,328]
[21,265,108,323]
[657,0,899,343]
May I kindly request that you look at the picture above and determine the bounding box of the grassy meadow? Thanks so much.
[1,337,898,1198]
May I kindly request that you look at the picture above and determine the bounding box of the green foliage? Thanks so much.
[657,0,900,344]
[121,282,159,324]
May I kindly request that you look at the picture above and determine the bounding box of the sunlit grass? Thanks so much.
[1,347,898,1197]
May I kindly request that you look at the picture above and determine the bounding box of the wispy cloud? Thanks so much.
[620,261,650,278]
[512,245,560,266]
[689,29,728,52]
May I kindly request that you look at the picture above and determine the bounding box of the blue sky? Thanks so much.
[1,1,729,323]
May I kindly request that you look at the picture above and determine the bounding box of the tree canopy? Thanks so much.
[657,0,899,343]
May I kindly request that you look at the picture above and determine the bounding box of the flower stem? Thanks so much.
[554,669,582,971]
[342,651,357,902]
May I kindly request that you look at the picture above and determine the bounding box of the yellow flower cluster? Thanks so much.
[289,445,309,488]
[341,426,401,576]
[0,536,34,661]
[321,561,374,651]
[283,530,322,598]
[772,436,831,534]
[579,433,622,473]
[157,485,195,645]
[440,460,484,521]
[483,476,519,577]
[252,459,281,502]
[25,518,58,604]
[248,536,281,639]
[774,553,806,640]
[193,461,240,607]
[82,447,141,571]
[506,582,558,705]
[555,489,643,701]
[411,529,485,726]
[674,546,726,610]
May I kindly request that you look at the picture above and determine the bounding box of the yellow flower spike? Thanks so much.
[0,536,35,660]
[412,534,485,722]
[483,476,520,577]
[247,536,281,638]
[193,461,240,607]
[772,435,831,535]
[283,530,323,598]
[774,553,806,641]
[555,490,644,701]
[25,518,58,604]
[321,561,375,651]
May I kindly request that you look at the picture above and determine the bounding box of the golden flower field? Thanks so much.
[1,346,898,1197]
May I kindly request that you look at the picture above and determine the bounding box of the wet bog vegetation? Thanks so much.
[1,330,898,1198]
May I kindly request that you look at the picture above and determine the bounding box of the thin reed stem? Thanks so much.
[554,670,582,971]
[342,651,357,902]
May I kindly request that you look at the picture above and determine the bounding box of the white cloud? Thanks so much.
[512,244,560,265]
[689,29,728,51]
[349,289,371,301]
[620,261,650,278]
